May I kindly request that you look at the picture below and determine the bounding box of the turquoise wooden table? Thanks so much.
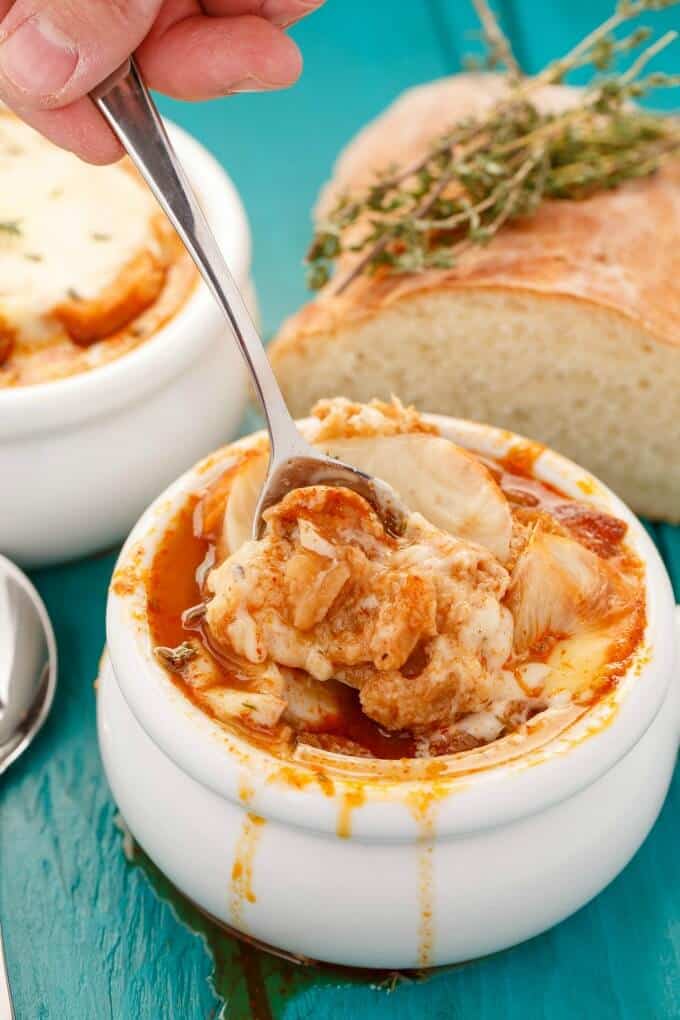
[2,2,679,1017]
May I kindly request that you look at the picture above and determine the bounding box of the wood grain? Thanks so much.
[1,2,678,1018]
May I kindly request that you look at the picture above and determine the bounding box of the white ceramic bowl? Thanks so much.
[0,123,252,568]
[100,417,680,969]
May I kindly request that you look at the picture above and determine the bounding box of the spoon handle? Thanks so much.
[92,60,305,461]
[0,924,16,1020]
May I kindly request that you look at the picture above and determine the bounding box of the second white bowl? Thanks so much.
[0,123,251,567]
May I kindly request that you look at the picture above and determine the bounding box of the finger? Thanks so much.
[137,13,302,99]
[0,0,163,110]
[5,97,124,164]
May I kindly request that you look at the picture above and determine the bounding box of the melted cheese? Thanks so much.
[0,114,160,342]
[543,629,613,696]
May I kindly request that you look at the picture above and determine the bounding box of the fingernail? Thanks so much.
[263,0,322,27]
[0,16,77,96]
[227,76,277,94]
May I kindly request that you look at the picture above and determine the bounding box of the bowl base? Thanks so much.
[122,826,472,992]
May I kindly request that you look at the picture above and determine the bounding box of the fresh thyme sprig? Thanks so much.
[306,0,680,294]
[468,0,523,82]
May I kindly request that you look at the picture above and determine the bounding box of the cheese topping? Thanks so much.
[0,114,161,343]
[206,485,515,733]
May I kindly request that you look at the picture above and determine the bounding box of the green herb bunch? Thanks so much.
[306,0,680,294]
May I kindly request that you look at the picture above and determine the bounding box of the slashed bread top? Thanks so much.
[273,74,680,351]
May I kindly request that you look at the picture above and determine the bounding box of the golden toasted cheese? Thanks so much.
[0,111,196,385]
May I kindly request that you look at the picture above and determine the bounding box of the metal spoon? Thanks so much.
[92,61,407,539]
[0,553,58,1019]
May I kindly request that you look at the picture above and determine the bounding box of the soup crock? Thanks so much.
[0,122,252,568]
[100,416,679,969]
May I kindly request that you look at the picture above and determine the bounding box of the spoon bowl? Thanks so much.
[253,446,409,538]
[0,554,57,775]
[0,553,57,1019]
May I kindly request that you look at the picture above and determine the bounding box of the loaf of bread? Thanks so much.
[269,74,680,521]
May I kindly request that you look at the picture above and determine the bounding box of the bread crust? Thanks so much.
[271,73,680,360]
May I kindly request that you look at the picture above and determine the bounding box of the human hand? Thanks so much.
[0,0,324,163]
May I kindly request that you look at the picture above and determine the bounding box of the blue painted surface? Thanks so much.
[1,2,679,1017]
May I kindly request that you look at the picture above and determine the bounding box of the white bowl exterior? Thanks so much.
[101,416,680,967]
[0,123,250,567]
[98,651,679,968]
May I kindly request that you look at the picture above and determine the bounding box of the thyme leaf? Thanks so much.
[154,641,197,669]
[0,220,21,236]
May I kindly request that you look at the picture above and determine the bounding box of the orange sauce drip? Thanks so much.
[499,439,545,477]
[408,790,439,967]
[336,788,366,839]
[230,812,266,926]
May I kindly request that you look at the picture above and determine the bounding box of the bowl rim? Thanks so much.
[0,121,251,437]
[105,416,677,841]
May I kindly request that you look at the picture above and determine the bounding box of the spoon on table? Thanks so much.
[92,61,407,539]
[0,553,58,1019]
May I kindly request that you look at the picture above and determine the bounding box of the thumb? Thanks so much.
[0,0,162,109]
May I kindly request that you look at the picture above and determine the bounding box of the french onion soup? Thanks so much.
[146,399,645,761]
[0,111,196,387]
